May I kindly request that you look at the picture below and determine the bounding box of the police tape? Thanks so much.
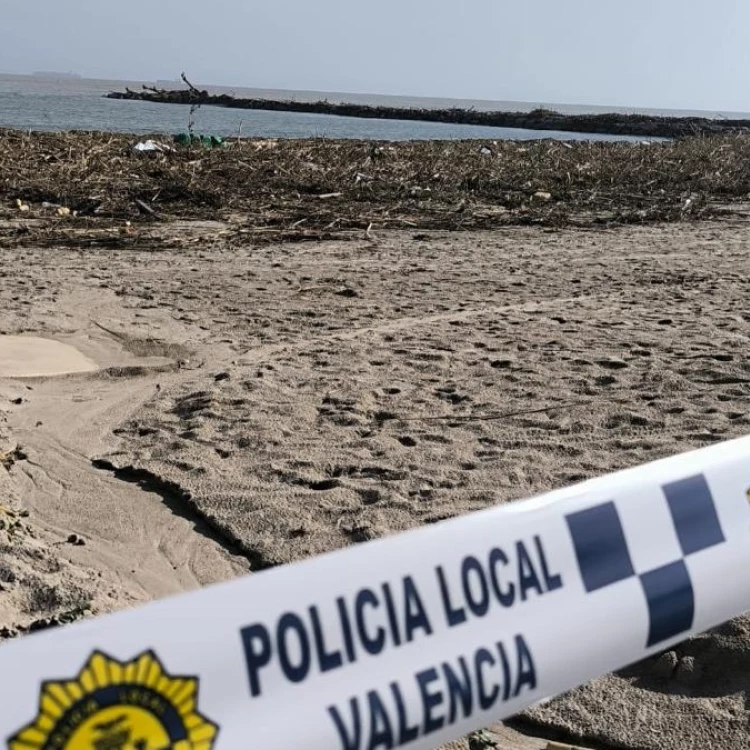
[2,435,750,750]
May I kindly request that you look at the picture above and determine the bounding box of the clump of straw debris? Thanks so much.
[2,129,750,247]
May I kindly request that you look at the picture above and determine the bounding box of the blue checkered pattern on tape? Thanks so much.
[565,474,725,647]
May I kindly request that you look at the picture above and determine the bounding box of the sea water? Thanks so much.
[1,74,737,141]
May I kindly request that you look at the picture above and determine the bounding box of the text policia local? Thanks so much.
[240,535,563,750]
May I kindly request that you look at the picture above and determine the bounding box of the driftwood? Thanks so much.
[180,72,202,96]
[105,84,750,139]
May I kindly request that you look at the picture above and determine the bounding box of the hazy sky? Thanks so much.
[2,0,749,111]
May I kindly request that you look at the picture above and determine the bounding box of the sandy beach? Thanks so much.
[2,132,750,749]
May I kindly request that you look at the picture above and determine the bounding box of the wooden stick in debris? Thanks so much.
[134,199,162,220]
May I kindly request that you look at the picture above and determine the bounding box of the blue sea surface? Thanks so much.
[0,74,697,141]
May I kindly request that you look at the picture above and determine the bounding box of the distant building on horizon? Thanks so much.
[156,79,185,88]
[32,71,82,80]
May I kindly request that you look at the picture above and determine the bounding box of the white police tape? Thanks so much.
[2,435,750,750]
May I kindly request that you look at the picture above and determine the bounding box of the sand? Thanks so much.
[1,216,750,749]
[0,336,99,377]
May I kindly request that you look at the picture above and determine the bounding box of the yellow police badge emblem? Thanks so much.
[8,650,218,750]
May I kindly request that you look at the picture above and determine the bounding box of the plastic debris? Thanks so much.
[173,134,224,148]
[132,139,172,154]
[252,139,279,151]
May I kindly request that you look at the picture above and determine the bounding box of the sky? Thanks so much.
[2,0,749,112]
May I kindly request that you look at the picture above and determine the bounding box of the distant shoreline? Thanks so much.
[105,85,750,138]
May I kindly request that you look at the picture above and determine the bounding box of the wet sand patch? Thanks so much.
[0,336,98,378]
